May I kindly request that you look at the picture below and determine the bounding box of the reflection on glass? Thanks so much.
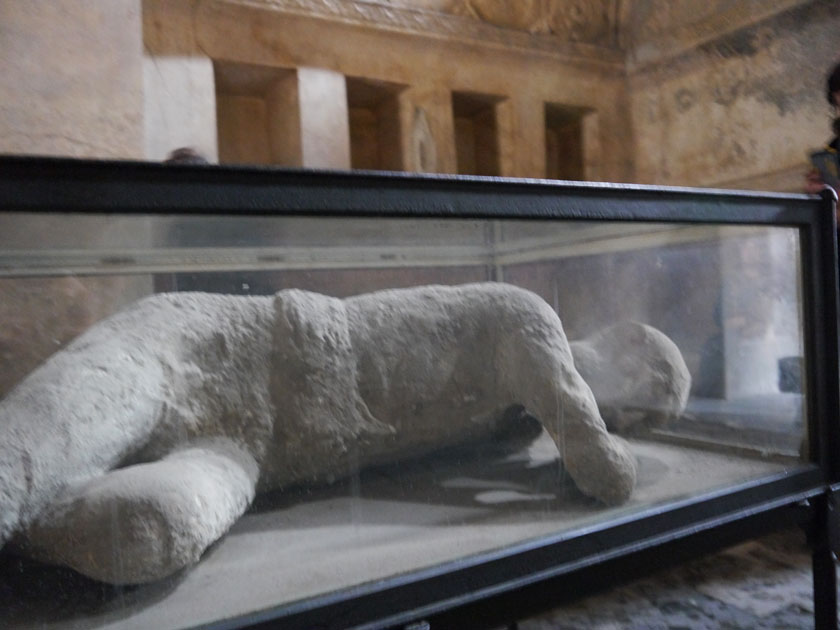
[0,214,807,629]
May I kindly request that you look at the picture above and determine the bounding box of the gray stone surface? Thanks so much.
[0,283,659,584]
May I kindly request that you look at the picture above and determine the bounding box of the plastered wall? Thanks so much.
[2,0,835,189]
[0,0,150,396]
[0,0,144,159]
[629,0,840,190]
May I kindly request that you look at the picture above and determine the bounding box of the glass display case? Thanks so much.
[0,156,837,630]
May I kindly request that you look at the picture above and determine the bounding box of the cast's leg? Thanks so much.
[22,438,259,584]
[497,327,637,506]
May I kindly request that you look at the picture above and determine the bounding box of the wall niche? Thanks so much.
[544,103,592,181]
[452,91,506,176]
[215,61,351,169]
[215,61,295,166]
[347,77,406,172]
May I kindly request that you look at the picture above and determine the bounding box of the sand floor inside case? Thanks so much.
[0,433,796,630]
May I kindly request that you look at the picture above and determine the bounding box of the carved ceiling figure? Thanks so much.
[548,1,615,44]
[375,0,617,45]
[457,0,615,45]
[350,0,629,46]
[458,0,549,33]
[624,0,739,43]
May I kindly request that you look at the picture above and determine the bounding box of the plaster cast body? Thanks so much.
[570,321,691,434]
[0,283,669,585]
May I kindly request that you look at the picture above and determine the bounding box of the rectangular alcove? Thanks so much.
[346,77,405,172]
[214,61,296,166]
[452,91,505,176]
[544,103,593,181]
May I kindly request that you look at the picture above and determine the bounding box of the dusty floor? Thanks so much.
[1,436,798,630]
[0,435,821,629]
[519,526,826,630]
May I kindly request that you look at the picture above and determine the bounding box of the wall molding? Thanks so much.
[209,0,819,76]
[216,0,625,70]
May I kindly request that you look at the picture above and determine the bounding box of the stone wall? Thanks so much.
[628,0,839,190]
[2,0,834,188]
[0,1,152,396]
[142,0,632,180]
[0,0,144,159]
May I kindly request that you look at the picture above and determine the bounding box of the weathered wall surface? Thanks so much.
[625,0,807,67]
[0,0,834,188]
[0,0,144,159]
[628,0,839,190]
[0,1,153,397]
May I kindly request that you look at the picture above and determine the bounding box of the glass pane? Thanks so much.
[0,212,807,629]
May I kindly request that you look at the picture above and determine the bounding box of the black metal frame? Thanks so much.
[1,156,838,630]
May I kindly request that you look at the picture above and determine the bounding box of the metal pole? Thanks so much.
[812,493,838,630]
